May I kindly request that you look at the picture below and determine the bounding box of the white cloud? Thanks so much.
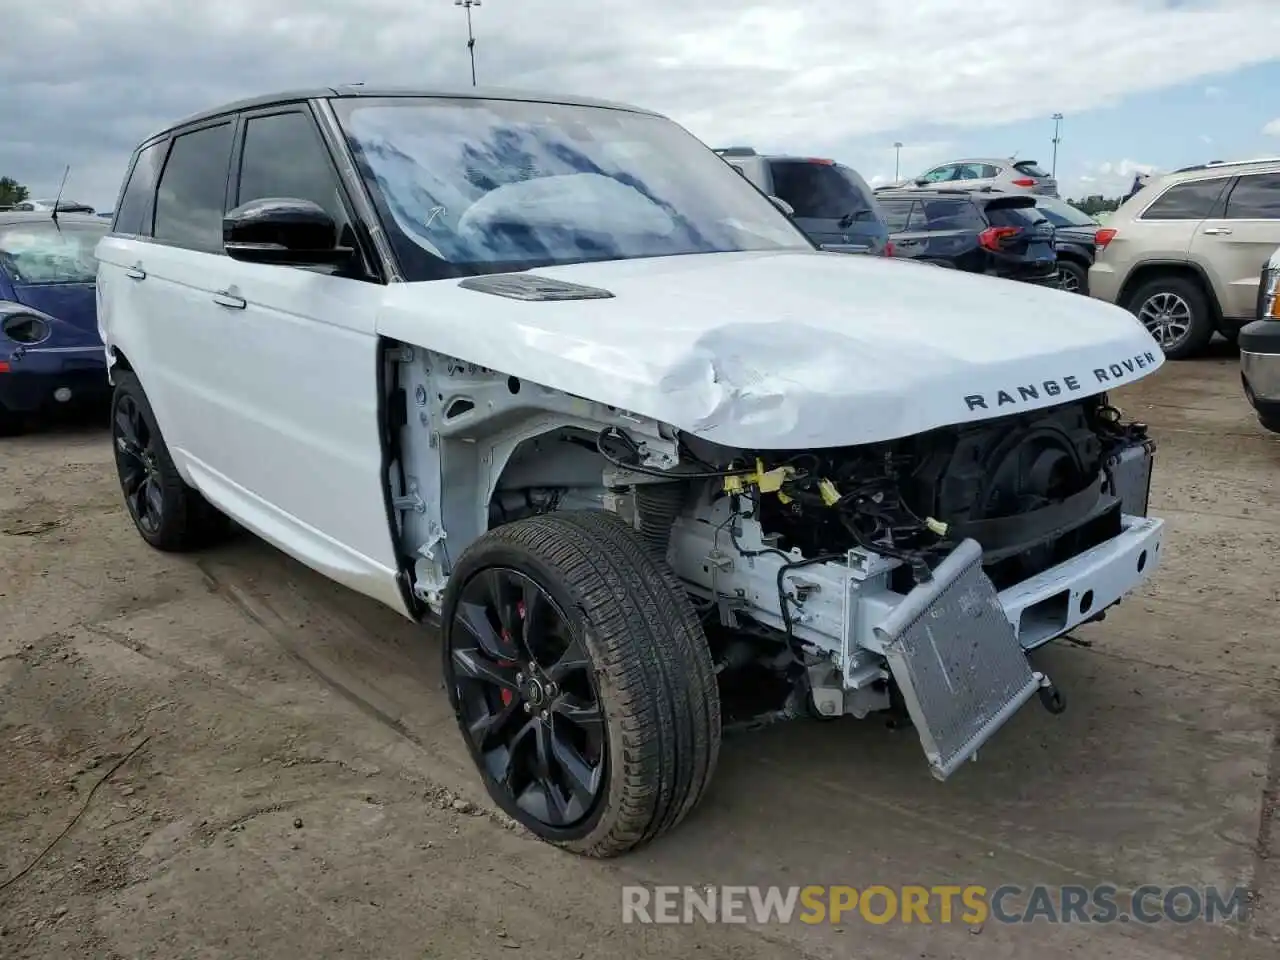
[1066,159,1161,198]
[1264,118,1280,136]
[1200,134,1214,144]
[2,0,1278,208]
[1204,85,1224,97]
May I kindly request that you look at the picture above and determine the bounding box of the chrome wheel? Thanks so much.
[1058,268,1081,294]
[113,394,163,536]
[1137,291,1192,347]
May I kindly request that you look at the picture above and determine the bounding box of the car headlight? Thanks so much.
[1,311,52,345]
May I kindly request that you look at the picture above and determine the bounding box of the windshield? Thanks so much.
[334,97,811,279]
[1032,197,1096,228]
[0,221,107,284]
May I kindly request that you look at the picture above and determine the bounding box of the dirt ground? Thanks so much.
[2,344,1279,960]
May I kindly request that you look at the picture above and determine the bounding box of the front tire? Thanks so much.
[111,372,229,551]
[1127,275,1214,359]
[441,510,720,858]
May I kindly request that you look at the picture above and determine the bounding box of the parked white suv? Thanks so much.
[96,86,1167,858]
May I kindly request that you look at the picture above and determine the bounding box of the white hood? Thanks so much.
[376,250,1165,449]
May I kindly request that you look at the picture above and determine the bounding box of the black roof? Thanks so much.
[0,211,107,228]
[156,85,663,142]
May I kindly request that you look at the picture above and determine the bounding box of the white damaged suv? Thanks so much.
[96,86,1166,857]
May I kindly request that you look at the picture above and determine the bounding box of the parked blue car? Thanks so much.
[0,212,110,433]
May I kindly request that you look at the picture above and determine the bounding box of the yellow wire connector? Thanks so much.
[724,459,795,496]
[817,478,841,507]
[925,516,949,536]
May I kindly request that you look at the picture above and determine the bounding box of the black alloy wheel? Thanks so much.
[113,393,164,537]
[447,567,606,830]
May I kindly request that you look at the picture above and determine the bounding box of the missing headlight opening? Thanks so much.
[2,313,52,345]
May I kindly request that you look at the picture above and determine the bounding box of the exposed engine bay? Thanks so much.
[391,348,1163,780]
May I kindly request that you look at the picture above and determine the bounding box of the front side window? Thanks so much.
[1223,173,1280,220]
[334,97,809,280]
[917,165,955,183]
[1140,178,1229,221]
[0,221,108,284]
[769,160,879,222]
[152,122,235,253]
[113,141,166,237]
[236,111,349,228]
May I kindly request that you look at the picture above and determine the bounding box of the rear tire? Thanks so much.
[441,509,720,858]
[1126,275,1214,360]
[110,371,230,552]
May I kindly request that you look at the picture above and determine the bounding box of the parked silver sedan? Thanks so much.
[880,157,1060,198]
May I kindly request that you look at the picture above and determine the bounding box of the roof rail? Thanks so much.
[1173,156,1280,173]
[714,146,757,157]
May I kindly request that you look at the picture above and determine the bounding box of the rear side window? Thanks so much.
[1140,178,1229,221]
[1013,161,1050,178]
[236,111,349,229]
[877,199,915,233]
[918,198,983,230]
[153,122,236,253]
[1223,173,1280,219]
[113,141,165,237]
[769,160,877,220]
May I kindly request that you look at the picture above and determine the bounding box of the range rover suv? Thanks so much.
[95,85,1165,859]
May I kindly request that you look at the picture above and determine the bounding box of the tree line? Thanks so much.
[0,176,30,208]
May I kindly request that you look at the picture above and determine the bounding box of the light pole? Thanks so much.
[455,0,481,86]
[1051,113,1063,178]
[893,142,903,181]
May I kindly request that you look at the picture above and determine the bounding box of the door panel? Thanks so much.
[202,106,403,609]
[141,121,238,466]
[1190,172,1280,318]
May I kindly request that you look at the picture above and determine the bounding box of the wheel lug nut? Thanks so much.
[523,703,532,714]
[516,673,524,683]
[540,710,549,721]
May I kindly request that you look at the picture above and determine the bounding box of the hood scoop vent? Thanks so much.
[458,273,615,302]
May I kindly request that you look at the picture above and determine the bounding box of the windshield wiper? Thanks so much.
[837,209,874,228]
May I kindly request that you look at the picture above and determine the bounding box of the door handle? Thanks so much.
[212,291,246,310]
[1202,227,1233,236]
[126,266,146,280]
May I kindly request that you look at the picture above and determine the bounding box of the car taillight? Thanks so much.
[978,226,1020,251]
[0,361,9,374]
[1095,228,1117,250]
[883,240,895,257]
[1011,177,1036,187]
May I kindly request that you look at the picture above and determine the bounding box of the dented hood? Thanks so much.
[376,250,1164,449]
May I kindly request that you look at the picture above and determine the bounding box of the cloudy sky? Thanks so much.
[4,0,1280,211]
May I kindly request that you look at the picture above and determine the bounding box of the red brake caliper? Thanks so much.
[498,601,526,707]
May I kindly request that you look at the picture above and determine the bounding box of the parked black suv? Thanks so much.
[1032,196,1101,295]
[875,189,1058,284]
[716,148,892,256]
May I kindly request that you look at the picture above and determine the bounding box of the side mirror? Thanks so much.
[223,198,353,266]
[913,178,929,187]
[768,195,795,217]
